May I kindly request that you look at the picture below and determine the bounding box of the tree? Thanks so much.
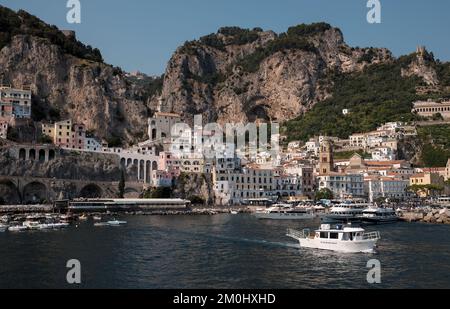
[408,184,444,197]
[118,170,125,198]
[315,188,334,201]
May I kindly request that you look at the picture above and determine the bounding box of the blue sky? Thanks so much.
[1,0,449,75]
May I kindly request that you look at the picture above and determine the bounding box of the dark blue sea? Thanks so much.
[1,214,449,289]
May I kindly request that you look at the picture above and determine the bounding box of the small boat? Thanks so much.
[361,207,399,224]
[287,224,380,253]
[93,216,102,221]
[230,211,239,215]
[94,222,110,227]
[107,220,127,226]
[8,225,28,232]
[23,221,41,230]
[0,224,9,232]
[253,204,315,220]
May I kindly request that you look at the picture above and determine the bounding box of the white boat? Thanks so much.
[361,207,399,224]
[93,216,102,221]
[79,214,89,221]
[0,224,9,232]
[107,220,127,226]
[94,222,110,227]
[230,211,239,215]
[325,201,372,222]
[253,204,315,220]
[23,221,41,230]
[287,224,381,253]
[47,222,70,229]
[8,225,28,232]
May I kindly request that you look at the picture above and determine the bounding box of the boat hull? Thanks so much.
[297,238,378,253]
[254,213,315,220]
[361,217,399,224]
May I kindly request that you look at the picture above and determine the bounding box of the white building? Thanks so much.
[365,176,410,202]
[305,139,320,155]
[85,137,103,152]
[317,173,365,199]
[0,85,32,119]
[349,133,367,149]
[370,147,396,161]
[213,166,278,205]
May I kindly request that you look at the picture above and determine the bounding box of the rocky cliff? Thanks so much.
[1,6,446,146]
[153,24,392,125]
[0,6,160,146]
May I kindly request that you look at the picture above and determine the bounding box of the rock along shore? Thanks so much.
[399,208,450,225]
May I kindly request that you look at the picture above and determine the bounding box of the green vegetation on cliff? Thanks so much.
[417,125,450,167]
[236,23,331,73]
[283,55,423,141]
[0,6,103,62]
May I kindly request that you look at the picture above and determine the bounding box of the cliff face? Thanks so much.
[0,35,152,146]
[0,147,121,181]
[401,47,439,86]
[153,25,392,125]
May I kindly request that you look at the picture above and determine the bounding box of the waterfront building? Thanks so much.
[409,172,445,197]
[365,176,410,202]
[0,85,32,119]
[151,170,174,187]
[317,173,365,199]
[412,100,450,119]
[213,165,278,206]
[283,164,315,198]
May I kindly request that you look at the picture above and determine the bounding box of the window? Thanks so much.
[330,233,339,239]
[320,232,328,239]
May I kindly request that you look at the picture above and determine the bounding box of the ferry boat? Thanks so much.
[361,207,399,224]
[253,204,315,220]
[325,201,372,223]
[287,224,381,253]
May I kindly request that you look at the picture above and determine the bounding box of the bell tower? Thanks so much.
[318,139,334,175]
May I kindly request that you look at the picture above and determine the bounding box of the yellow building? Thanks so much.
[42,120,73,148]
[410,172,445,197]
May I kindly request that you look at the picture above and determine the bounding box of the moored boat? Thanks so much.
[8,225,28,232]
[324,201,372,223]
[253,204,315,220]
[287,223,380,253]
[107,220,127,226]
[0,224,9,232]
[361,207,399,224]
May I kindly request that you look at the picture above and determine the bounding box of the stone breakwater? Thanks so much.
[400,208,450,224]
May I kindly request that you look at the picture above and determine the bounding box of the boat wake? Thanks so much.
[150,226,300,249]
